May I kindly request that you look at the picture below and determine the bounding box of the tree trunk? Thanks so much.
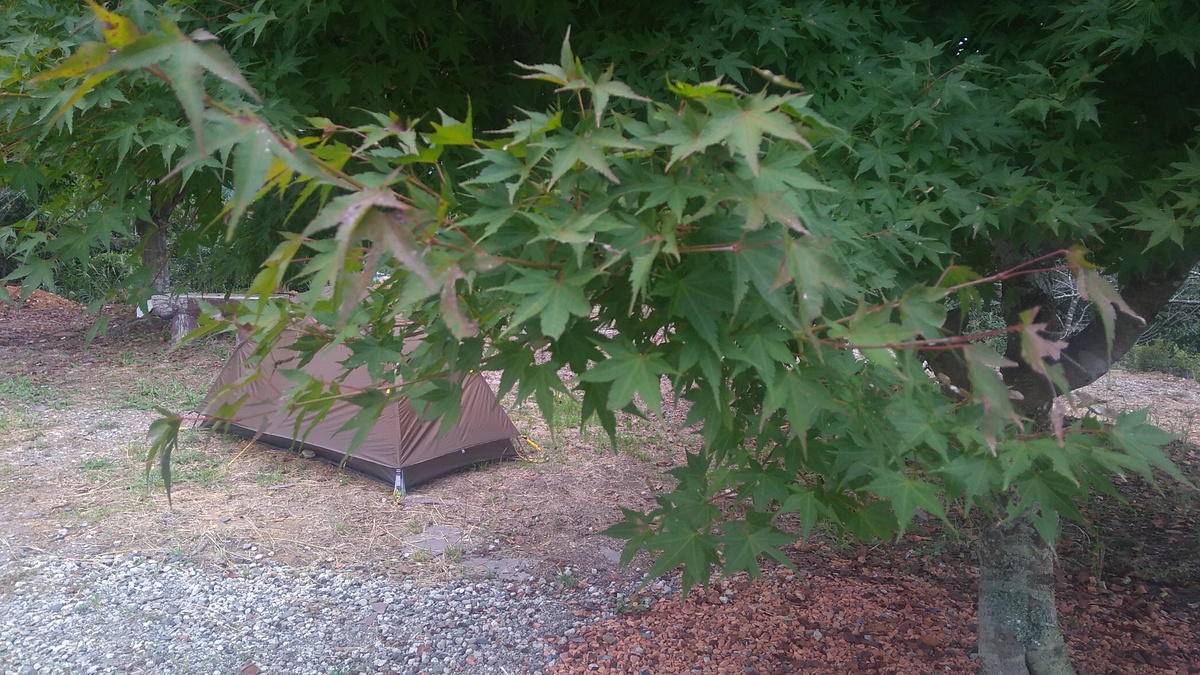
[977,515,1074,675]
[957,246,1200,675]
[135,181,186,296]
[136,219,171,295]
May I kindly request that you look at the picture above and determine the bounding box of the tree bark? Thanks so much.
[136,219,171,294]
[957,246,1200,674]
[977,514,1074,675]
[135,182,186,296]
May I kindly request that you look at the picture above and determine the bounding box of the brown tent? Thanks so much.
[200,328,519,494]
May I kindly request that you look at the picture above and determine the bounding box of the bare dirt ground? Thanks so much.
[2,288,1199,673]
[0,288,684,586]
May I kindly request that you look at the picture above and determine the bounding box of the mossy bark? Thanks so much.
[977,515,1074,675]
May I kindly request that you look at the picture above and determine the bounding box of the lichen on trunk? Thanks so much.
[977,514,1074,675]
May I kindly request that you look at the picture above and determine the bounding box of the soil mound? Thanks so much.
[2,285,81,312]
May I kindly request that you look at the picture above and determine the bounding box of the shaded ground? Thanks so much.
[2,290,1199,673]
[553,373,1200,674]
[554,540,1200,674]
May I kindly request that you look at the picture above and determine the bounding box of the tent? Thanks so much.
[199,328,519,495]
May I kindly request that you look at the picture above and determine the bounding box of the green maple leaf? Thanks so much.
[657,106,725,169]
[0,163,45,204]
[588,64,650,125]
[885,399,950,459]
[1109,409,1189,485]
[1015,470,1085,544]
[855,140,903,180]
[578,341,674,415]
[493,109,563,147]
[645,519,722,595]
[92,26,260,151]
[734,326,795,381]
[755,143,833,194]
[464,149,526,185]
[501,270,595,339]
[844,500,899,541]
[698,94,809,176]
[341,334,405,382]
[539,127,638,185]
[939,455,996,504]
[779,488,829,541]
[5,259,56,299]
[578,381,619,443]
[963,344,1020,452]
[719,511,795,577]
[736,462,792,510]
[740,189,807,233]
[409,377,466,433]
[602,507,658,566]
[677,336,724,406]
[226,120,277,234]
[519,363,572,431]
[782,235,849,319]
[660,268,730,350]
[998,439,1041,489]
[760,368,837,439]
[733,236,794,321]
[145,409,182,506]
[898,286,948,340]
[521,208,631,248]
[336,388,391,459]
[425,108,474,147]
[490,345,534,400]
[828,305,919,369]
[636,172,711,221]
[626,239,662,310]
[866,472,946,536]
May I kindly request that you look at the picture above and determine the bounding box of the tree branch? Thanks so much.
[922,305,972,396]
[1005,250,1200,416]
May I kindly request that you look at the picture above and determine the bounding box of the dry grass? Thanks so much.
[0,311,693,586]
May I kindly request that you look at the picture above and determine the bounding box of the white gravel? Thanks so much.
[0,552,668,674]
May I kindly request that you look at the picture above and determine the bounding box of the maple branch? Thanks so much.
[1005,247,1200,416]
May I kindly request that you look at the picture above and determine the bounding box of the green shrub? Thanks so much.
[1122,339,1200,380]
[54,250,136,305]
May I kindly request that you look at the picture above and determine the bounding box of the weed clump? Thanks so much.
[1122,340,1200,380]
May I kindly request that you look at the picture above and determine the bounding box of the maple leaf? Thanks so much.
[698,94,809,176]
[579,341,675,415]
[1067,247,1143,358]
[719,512,795,577]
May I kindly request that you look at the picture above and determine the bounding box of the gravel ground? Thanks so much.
[0,551,673,675]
